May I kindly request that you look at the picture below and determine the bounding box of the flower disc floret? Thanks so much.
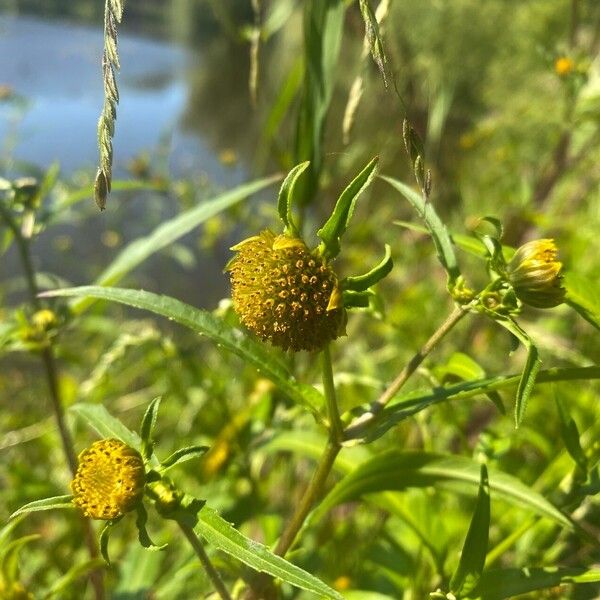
[507,239,565,309]
[71,439,146,520]
[226,230,344,351]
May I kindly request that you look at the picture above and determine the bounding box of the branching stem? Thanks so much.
[344,304,468,440]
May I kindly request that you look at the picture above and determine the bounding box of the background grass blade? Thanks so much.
[70,174,281,314]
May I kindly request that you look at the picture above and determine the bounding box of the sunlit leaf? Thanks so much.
[318,156,378,258]
[277,161,310,234]
[465,566,600,600]
[10,496,74,519]
[45,287,325,420]
[450,464,490,595]
[314,451,574,531]
[195,506,343,599]
[382,175,460,284]
[497,319,541,427]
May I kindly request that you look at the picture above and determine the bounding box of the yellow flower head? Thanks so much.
[226,230,345,351]
[71,439,146,520]
[555,56,575,77]
[507,239,565,309]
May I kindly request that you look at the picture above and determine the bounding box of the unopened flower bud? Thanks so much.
[507,239,565,309]
[226,230,345,351]
[71,439,145,520]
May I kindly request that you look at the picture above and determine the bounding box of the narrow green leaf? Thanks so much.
[358,0,389,87]
[555,390,587,474]
[44,287,325,420]
[360,366,600,442]
[70,174,281,314]
[450,464,490,595]
[160,445,209,471]
[342,289,373,308]
[100,521,117,565]
[318,156,379,258]
[314,451,574,532]
[10,495,74,519]
[277,162,310,234]
[498,319,541,427]
[382,175,460,284]
[195,506,343,599]
[294,0,345,205]
[135,505,167,551]
[342,244,393,292]
[464,567,600,600]
[140,397,162,462]
[70,403,142,451]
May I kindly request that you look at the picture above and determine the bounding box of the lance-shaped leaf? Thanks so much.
[277,161,310,235]
[160,445,209,472]
[356,366,600,443]
[99,520,120,565]
[497,319,541,428]
[318,156,378,258]
[464,566,600,600]
[70,403,142,451]
[43,287,325,421]
[313,451,575,532]
[382,175,460,285]
[140,397,161,462]
[342,244,393,292]
[194,506,343,599]
[555,390,587,474]
[135,504,167,551]
[10,496,75,519]
[71,174,281,314]
[450,464,490,595]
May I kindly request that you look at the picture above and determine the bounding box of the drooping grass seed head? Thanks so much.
[226,230,345,351]
[507,239,565,309]
[71,439,146,520]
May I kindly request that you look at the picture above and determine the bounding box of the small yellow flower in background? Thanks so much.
[71,439,146,520]
[226,230,345,351]
[507,239,565,309]
[0,580,33,600]
[555,56,575,77]
[31,309,57,331]
[333,575,352,591]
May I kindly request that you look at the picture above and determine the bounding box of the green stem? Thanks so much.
[344,304,468,440]
[274,441,340,557]
[0,200,104,600]
[322,344,343,443]
[178,521,232,600]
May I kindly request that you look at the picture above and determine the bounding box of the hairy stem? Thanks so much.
[178,521,232,600]
[344,304,468,440]
[0,201,105,600]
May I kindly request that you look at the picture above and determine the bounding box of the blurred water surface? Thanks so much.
[0,2,256,306]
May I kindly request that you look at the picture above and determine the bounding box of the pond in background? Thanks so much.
[0,3,259,307]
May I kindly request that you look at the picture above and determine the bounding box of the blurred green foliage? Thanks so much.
[1,0,600,599]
